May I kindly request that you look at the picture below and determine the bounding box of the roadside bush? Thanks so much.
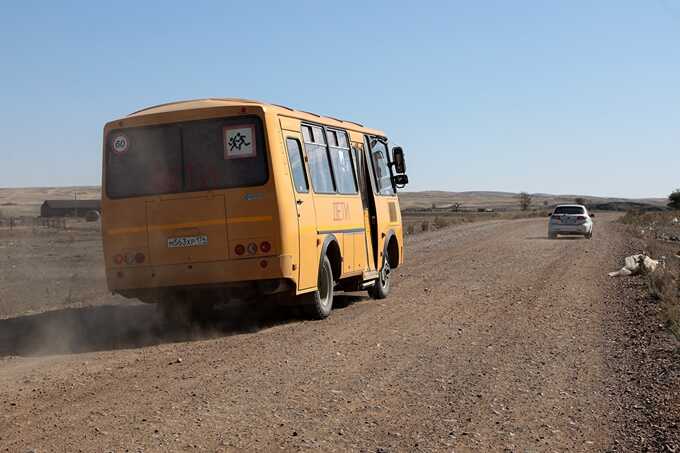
[668,189,680,210]
[644,260,680,340]
[664,295,680,339]
[518,192,532,211]
[647,270,674,300]
[660,274,680,339]
[620,210,650,225]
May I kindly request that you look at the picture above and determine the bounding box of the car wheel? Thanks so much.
[302,255,334,319]
[369,250,392,299]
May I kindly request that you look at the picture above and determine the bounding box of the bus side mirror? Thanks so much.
[391,174,409,188]
[391,146,406,174]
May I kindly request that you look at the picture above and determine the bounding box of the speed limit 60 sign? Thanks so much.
[110,133,129,155]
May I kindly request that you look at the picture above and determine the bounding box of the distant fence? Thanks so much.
[34,217,67,230]
[0,216,67,231]
[0,217,18,230]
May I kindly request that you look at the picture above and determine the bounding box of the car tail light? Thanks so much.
[247,242,258,255]
[260,241,271,253]
[234,244,245,256]
[114,254,124,265]
[135,252,146,264]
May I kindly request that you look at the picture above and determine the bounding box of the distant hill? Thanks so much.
[0,186,668,216]
[398,191,667,211]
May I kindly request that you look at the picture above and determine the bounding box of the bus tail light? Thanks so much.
[114,254,124,265]
[125,253,136,265]
[234,244,245,256]
[247,242,258,255]
[260,241,271,253]
[135,252,146,264]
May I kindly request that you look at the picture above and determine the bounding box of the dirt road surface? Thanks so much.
[0,215,653,451]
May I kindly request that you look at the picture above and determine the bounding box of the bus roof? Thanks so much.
[122,98,385,136]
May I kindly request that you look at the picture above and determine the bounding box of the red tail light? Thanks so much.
[260,241,271,253]
[234,244,245,256]
[135,252,146,264]
[114,254,124,265]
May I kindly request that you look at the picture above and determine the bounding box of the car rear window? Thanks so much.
[553,206,585,215]
[106,116,267,198]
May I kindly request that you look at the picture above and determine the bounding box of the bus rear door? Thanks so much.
[282,129,318,291]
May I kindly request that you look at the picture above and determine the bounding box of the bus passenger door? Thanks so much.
[365,137,398,269]
[284,135,318,291]
[352,142,377,272]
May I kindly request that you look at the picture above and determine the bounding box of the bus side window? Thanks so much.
[285,138,308,193]
[352,146,366,200]
[328,130,357,195]
[303,125,335,194]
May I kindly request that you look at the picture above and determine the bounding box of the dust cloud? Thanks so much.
[0,298,324,357]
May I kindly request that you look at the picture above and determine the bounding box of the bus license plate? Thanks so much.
[167,235,208,248]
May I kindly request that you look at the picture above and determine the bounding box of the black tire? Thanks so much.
[585,231,593,240]
[302,255,334,320]
[369,249,392,299]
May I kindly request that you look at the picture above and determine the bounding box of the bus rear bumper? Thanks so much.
[107,255,294,293]
[115,278,294,303]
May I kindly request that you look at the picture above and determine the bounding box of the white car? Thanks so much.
[548,204,593,239]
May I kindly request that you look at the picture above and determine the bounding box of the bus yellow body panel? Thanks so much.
[101,99,405,303]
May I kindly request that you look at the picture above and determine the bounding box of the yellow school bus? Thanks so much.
[101,98,409,319]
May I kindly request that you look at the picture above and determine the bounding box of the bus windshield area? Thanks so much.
[106,116,267,198]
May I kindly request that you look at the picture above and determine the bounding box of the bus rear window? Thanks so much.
[106,116,267,198]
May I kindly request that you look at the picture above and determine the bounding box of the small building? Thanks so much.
[40,200,101,218]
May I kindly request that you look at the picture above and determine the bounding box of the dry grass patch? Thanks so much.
[645,260,680,339]
[622,209,680,339]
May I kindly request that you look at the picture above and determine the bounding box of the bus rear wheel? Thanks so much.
[369,251,391,299]
[302,255,334,319]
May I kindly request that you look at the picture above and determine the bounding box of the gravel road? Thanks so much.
[0,215,668,452]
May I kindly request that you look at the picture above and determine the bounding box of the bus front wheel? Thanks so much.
[302,255,334,319]
[369,251,391,299]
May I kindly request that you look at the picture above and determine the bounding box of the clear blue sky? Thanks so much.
[1,1,678,198]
